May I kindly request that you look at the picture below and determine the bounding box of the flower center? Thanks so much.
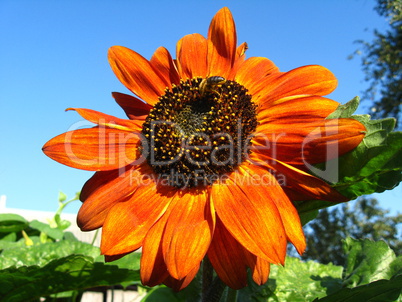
[141,77,257,188]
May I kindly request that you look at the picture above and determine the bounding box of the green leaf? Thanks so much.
[238,257,343,302]
[0,240,101,269]
[62,231,78,241]
[295,200,335,224]
[142,286,184,302]
[336,131,402,197]
[0,232,17,242]
[29,220,64,241]
[330,98,401,198]
[58,191,67,202]
[342,238,400,287]
[313,275,402,302]
[326,96,360,119]
[0,254,140,301]
[0,214,28,234]
[312,238,402,301]
[104,252,142,288]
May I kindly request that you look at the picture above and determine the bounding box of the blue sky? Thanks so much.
[1,0,400,215]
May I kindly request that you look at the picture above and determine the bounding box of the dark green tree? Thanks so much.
[300,197,402,266]
[353,0,402,127]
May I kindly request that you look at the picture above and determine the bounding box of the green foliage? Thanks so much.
[312,238,402,302]
[300,197,402,266]
[237,258,343,302]
[137,239,402,302]
[0,214,28,234]
[0,254,140,302]
[0,194,142,301]
[3,203,400,302]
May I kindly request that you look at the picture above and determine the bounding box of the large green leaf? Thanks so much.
[142,287,185,302]
[342,237,401,287]
[335,129,402,198]
[0,254,140,301]
[0,240,101,269]
[332,98,401,197]
[313,275,402,302]
[0,214,28,234]
[295,97,402,217]
[29,220,64,241]
[238,257,343,302]
[313,238,402,301]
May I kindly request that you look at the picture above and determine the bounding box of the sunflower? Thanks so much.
[43,7,366,290]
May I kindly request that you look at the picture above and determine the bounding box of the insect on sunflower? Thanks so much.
[43,7,366,290]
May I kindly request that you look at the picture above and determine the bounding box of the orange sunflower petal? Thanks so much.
[42,127,141,171]
[163,265,200,291]
[108,46,168,105]
[211,169,287,264]
[227,42,248,80]
[207,7,237,78]
[207,217,249,289]
[162,188,214,280]
[140,210,170,287]
[250,153,349,203]
[176,33,208,79]
[101,184,176,256]
[150,46,181,87]
[251,257,271,286]
[253,118,366,166]
[255,65,338,106]
[257,95,339,124]
[112,92,152,121]
[67,108,142,132]
[234,57,279,94]
[77,165,146,231]
[244,252,271,286]
[240,164,306,255]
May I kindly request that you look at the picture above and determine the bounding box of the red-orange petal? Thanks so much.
[234,57,279,95]
[257,95,339,124]
[140,209,170,287]
[42,127,142,171]
[253,118,366,166]
[163,265,200,291]
[101,183,176,256]
[207,7,237,78]
[207,218,249,289]
[243,251,271,286]
[176,33,208,79]
[108,46,167,105]
[227,42,248,80]
[250,153,349,203]
[162,188,214,280]
[112,92,152,121]
[240,163,306,255]
[150,46,181,88]
[77,165,147,231]
[211,169,287,264]
[67,108,142,132]
[255,65,338,106]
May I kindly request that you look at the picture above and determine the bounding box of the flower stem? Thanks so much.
[202,258,226,302]
[226,287,238,302]
[202,257,213,301]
